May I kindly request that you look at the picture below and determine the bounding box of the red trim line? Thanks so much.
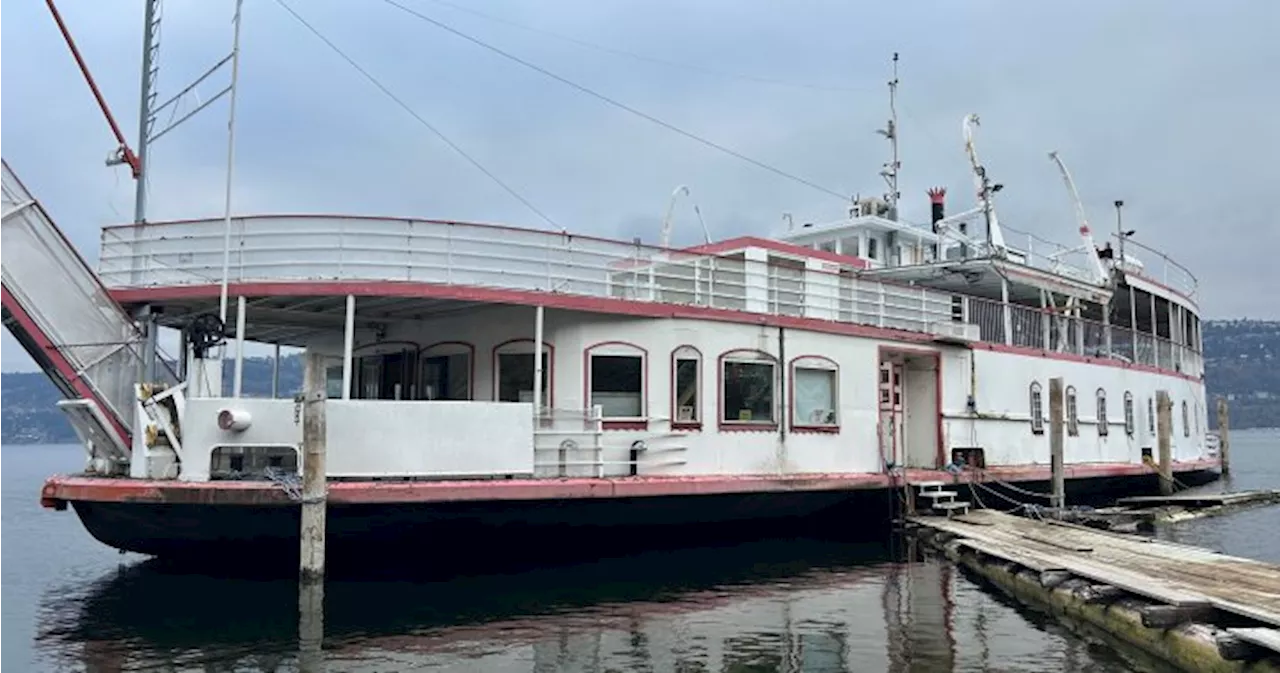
[682,236,869,269]
[39,459,1221,507]
[670,345,703,432]
[583,340,649,432]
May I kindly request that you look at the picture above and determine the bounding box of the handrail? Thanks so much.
[1110,233,1198,298]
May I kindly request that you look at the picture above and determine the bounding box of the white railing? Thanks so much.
[99,216,1201,379]
[965,296,1203,377]
[98,215,958,335]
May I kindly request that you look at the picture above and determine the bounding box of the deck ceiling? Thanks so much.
[134,295,498,347]
[863,259,1109,305]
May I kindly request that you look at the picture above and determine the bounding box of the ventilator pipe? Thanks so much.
[217,408,252,432]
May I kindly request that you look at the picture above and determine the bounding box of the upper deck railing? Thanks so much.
[98,214,1201,377]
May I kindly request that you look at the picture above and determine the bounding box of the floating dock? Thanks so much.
[910,509,1280,673]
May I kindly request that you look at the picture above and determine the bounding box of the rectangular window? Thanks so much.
[1030,383,1044,435]
[498,352,549,406]
[421,353,470,400]
[722,360,775,424]
[794,368,837,426]
[867,238,879,260]
[1066,387,1079,437]
[1097,391,1109,437]
[590,355,643,418]
[674,358,699,423]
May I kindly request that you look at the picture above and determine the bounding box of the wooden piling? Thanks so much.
[300,353,328,581]
[1217,397,1231,476]
[1157,390,1173,496]
[1049,377,1065,510]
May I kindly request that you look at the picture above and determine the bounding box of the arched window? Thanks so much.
[791,356,839,432]
[1147,397,1155,434]
[585,341,648,430]
[1123,391,1135,437]
[494,338,553,411]
[1029,382,1044,435]
[671,346,702,431]
[1066,385,1079,437]
[1182,400,1190,437]
[419,341,474,400]
[719,349,778,430]
[1096,388,1109,437]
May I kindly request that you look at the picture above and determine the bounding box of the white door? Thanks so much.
[879,362,905,468]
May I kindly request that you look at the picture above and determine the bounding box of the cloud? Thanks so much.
[3,0,1277,371]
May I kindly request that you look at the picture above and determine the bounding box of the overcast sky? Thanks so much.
[3,0,1277,372]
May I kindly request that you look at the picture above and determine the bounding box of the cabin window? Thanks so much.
[672,346,701,429]
[1029,382,1044,435]
[792,356,838,430]
[1066,386,1079,436]
[1124,392,1135,437]
[818,240,836,253]
[494,339,552,411]
[867,237,879,260]
[721,350,777,427]
[1182,400,1190,437]
[1148,397,1155,434]
[1097,388,1109,437]
[586,342,647,429]
[419,342,473,400]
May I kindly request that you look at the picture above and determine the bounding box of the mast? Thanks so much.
[218,0,245,326]
[877,53,901,220]
[133,0,161,223]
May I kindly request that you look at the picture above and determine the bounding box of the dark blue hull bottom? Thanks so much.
[69,470,1220,570]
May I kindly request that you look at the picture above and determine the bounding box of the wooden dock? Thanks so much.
[910,509,1280,672]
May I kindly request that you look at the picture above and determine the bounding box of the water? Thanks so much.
[4,432,1278,672]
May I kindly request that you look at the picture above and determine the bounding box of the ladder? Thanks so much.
[915,481,972,517]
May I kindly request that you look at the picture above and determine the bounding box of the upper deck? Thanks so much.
[98,213,1203,378]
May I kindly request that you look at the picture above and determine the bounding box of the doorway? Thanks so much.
[879,349,941,469]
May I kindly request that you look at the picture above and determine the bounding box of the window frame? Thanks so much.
[718,349,779,431]
[584,341,648,431]
[1148,397,1155,435]
[1096,388,1109,437]
[1123,391,1135,437]
[1029,381,1044,435]
[492,338,554,410]
[670,345,702,432]
[418,340,475,401]
[1066,385,1079,437]
[1182,399,1190,438]
[789,355,840,433]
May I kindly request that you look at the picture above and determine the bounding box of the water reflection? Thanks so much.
[38,538,1143,672]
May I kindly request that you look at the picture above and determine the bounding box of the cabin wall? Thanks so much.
[301,306,1208,478]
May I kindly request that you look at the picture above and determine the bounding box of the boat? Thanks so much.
[3,5,1217,563]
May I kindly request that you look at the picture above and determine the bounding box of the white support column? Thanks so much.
[271,342,281,398]
[1149,293,1158,368]
[1039,289,1049,349]
[342,294,355,400]
[1103,302,1112,357]
[1128,285,1138,362]
[533,305,545,419]
[1000,277,1012,345]
[233,295,246,398]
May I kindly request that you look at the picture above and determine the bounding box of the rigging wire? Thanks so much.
[379,0,851,203]
[272,0,561,229]
[419,0,863,94]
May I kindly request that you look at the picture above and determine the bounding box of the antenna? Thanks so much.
[876,52,900,220]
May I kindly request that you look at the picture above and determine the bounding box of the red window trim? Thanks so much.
[788,355,840,433]
[584,340,649,432]
[419,340,477,401]
[670,345,703,432]
[717,348,779,431]
[492,338,555,408]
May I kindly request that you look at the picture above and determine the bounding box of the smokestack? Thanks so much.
[927,187,946,230]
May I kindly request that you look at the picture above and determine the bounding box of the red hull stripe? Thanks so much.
[41,459,1220,508]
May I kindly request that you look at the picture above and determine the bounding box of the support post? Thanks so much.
[533,305,544,420]
[341,294,355,400]
[271,343,281,399]
[1000,277,1012,345]
[233,295,246,398]
[1049,377,1065,511]
[298,356,326,672]
[1217,397,1231,476]
[1128,284,1138,362]
[300,352,328,581]
[142,309,159,383]
[1157,390,1173,495]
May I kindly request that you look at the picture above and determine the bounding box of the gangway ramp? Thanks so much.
[1,158,141,470]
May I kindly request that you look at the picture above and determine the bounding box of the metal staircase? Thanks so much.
[1,159,143,474]
[915,481,971,517]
